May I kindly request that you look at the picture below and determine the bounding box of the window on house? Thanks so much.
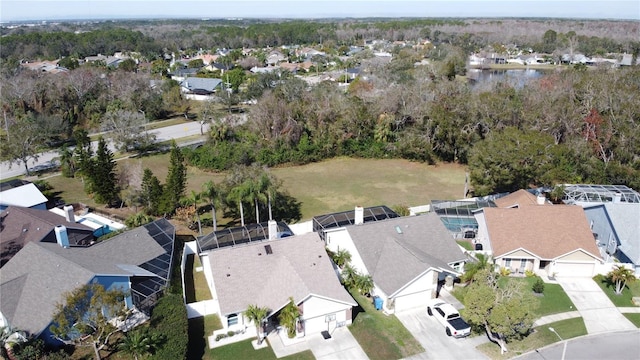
[505,259,511,268]
[227,313,238,327]
[520,259,526,272]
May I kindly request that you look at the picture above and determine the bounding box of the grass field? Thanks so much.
[623,313,640,327]
[44,156,467,224]
[593,274,640,307]
[184,254,213,303]
[477,317,587,360]
[206,338,315,360]
[348,289,423,360]
[453,276,575,318]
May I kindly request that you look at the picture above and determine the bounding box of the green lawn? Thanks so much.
[275,157,466,221]
[44,157,466,224]
[623,313,640,327]
[206,338,314,360]
[187,317,313,360]
[477,317,587,360]
[452,276,575,318]
[456,240,473,251]
[348,289,424,360]
[593,274,640,307]
[184,254,213,303]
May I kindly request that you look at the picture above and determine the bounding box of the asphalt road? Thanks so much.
[0,120,209,180]
[515,330,640,360]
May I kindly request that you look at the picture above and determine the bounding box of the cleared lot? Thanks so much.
[396,307,490,360]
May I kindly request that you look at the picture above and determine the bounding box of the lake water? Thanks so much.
[467,68,552,89]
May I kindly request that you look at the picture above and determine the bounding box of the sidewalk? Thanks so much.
[556,277,636,334]
[533,311,581,327]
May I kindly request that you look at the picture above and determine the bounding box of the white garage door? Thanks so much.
[554,262,595,277]
[394,290,432,312]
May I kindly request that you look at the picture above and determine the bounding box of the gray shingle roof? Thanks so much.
[181,77,222,92]
[0,219,174,335]
[604,203,640,264]
[1,206,94,266]
[346,213,465,296]
[0,242,95,335]
[207,232,355,316]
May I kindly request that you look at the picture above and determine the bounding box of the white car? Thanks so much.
[426,299,471,338]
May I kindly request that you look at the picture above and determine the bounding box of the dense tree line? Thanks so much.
[2,18,637,61]
[0,27,161,60]
[185,64,640,195]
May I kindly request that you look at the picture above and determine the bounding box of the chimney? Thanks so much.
[268,220,278,240]
[613,193,622,203]
[63,205,75,223]
[536,194,546,205]
[55,225,70,248]
[355,206,364,225]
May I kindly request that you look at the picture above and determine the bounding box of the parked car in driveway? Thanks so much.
[427,298,471,338]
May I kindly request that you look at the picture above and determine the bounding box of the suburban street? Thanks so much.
[515,330,640,360]
[0,120,209,180]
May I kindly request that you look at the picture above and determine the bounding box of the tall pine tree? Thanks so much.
[141,168,163,215]
[91,137,119,205]
[159,141,186,214]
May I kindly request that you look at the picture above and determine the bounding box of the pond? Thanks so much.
[467,68,554,90]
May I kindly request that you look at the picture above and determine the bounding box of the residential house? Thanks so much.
[266,50,287,66]
[493,189,549,208]
[0,206,94,267]
[324,211,466,313]
[169,67,199,82]
[0,219,175,342]
[21,60,68,74]
[0,180,48,210]
[474,205,603,277]
[584,203,640,275]
[205,62,232,74]
[201,231,356,338]
[180,77,223,100]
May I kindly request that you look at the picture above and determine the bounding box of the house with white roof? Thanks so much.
[0,180,48,210]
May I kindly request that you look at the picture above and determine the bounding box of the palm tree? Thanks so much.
[227,180,252,226]
[341,264,357,288]
[333,249,352,268]
[245,304,270,345]
[249,176,268,223]
[118,330,152,360]
[278,297,300,339]
[354,273,374,296]
[462,253,491,284]
[608,265,637,295]
[56,144,77,178]
[201,180,222,231]
[187,190,203,235]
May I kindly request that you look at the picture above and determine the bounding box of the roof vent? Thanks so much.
[265,244,273,255]
[395,226,403,234]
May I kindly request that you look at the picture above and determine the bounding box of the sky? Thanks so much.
[1,0,639,22]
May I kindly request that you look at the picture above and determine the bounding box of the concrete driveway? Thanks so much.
[306,327,368,360]
[396,307,490,360]
[556,277,636,333]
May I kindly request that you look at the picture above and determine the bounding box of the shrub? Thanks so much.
[499,267,511,276]
[215,334,227,341]
[532,278,545,294]
[150,294,188,360]
[525,269,536,277]
[227,330,235,337]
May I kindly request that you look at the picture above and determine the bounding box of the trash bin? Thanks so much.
[373,296,383,310]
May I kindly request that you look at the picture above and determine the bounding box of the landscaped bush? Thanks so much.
[525,269,536,277]
[499,267,511,276]
[532,278,545,294]
[150,294,189,360]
